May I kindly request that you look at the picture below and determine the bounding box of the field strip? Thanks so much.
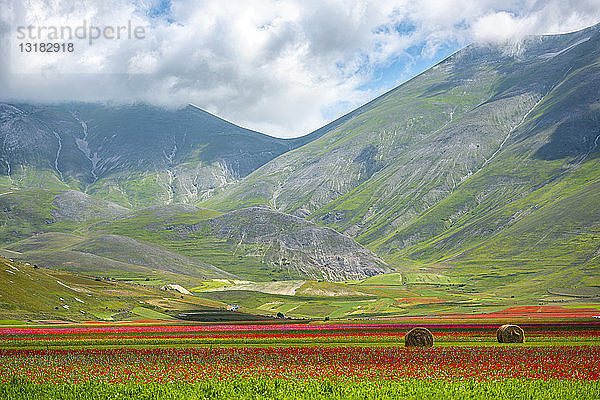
[0,248,23,255]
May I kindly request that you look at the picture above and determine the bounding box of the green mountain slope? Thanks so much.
[202,24,600,294]
[0,186,388,283]
[0,187,236,284]
[5,231,235,283]
[0,185,130,244]
[90,206,391,281]
[0,256,198,322]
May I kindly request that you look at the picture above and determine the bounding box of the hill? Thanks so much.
[0,256,212,322]
[0,186,388,283]
[90,206,391,281]
[0,187,235,285]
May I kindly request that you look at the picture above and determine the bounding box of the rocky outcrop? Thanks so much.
[168,207,391,281]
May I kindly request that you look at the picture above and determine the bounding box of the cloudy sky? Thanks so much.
[1,0,600,137]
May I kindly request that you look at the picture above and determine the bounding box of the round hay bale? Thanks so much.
[404,327,434,347]
[497,324,524,343]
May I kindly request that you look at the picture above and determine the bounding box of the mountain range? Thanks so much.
[0,23,599,320]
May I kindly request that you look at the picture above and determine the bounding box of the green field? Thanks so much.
[2,380,599,400]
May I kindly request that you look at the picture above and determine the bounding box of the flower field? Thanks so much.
[0,322,598,347]
[1,346,600,382]
[1,322,599,399]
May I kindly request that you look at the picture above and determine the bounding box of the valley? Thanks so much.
[0,24,599,323]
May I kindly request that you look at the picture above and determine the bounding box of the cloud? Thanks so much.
[471,1,600,44]
[1,0,599,137]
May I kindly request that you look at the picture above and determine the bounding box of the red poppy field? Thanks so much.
[0,321,599,347]
[1,346,599,382]
[1,321,599,399]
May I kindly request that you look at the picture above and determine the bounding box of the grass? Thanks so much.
[5,248,209,288]
[360,273,403,286]
[0,320,26,325]
[0,187,81,244]
[1,379,599,399]
[187,272,599,320]
[7,232,87,253]
[0,256,225,323]
[0,169,70,191]
[198,290,298,311]
[130,307,176,321]
[402,273,466,286]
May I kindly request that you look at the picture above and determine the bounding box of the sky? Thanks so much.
[1,0,600,138]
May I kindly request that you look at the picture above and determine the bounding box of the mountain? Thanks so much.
[0,103,319,208]
[88,205,391,281]
[203,24,600,295]
[1,23,599,306]
[0,185,388,282]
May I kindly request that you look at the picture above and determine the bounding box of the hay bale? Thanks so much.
[404,327,434,347]
[497,324,524,343]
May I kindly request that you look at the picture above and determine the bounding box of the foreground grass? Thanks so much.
[2,379,599,400]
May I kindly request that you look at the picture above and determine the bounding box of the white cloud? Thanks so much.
[0,0,599,137]
[472,11,535,44]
